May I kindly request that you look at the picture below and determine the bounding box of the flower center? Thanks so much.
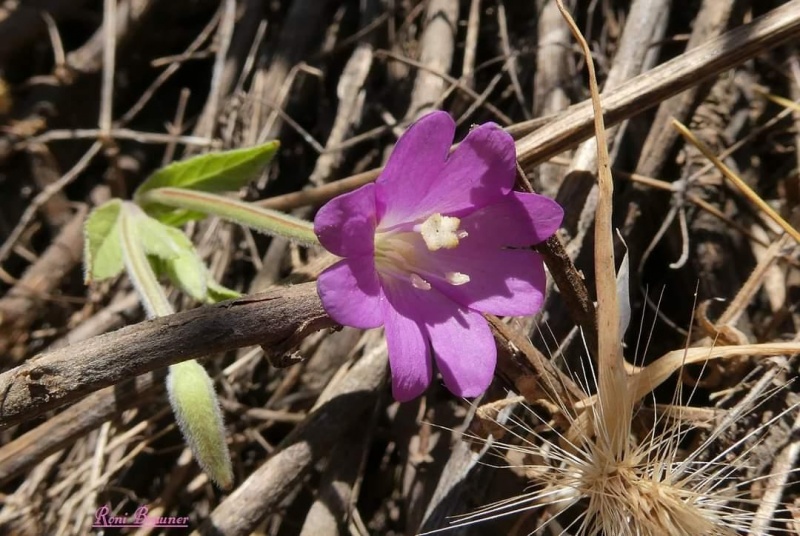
[374,213,471,291]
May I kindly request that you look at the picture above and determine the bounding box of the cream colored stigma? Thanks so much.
[419,213,468,251]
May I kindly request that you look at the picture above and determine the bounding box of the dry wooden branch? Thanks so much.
[247,0,340,143]
[405,0,459,121]
[0,206,86,359]
[558,0,669,251]
[634,0,746,180]
[0,374,160,485]
[513,0,800,166]
[298,409,374,535]
[0,282,332,429]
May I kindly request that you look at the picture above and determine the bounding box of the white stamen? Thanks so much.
[420,213,465,251]
[446,272,470,286]
[410,273,431,290]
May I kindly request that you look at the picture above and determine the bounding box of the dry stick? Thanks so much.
[541,0,669,361]
[488,315,585,406]
[0,282,332,429]
[244,0,334,284]
[377,49,512,125]
[297,400,377,535]
[192,0,236,142]
[0,452,62,530]
[23,128,216,148]
[542,153,790,255]
[0,0,156,162]
[0,206,87,358]
[673,120,800,244]
[534,235,598,359]
[69,0,155,74]
[514,0,800,167]
[0,141,102,265]
[533,0,575,195]
[119,6,220,125]
[750,399,800,535]
[99,0,116,136]
[0,295,154,484]
[247,0,340,144]
[405,0,459,121]
[716,233,795,328]
[496,0,529,120]
[0,312,151,482]
[461,0,481,89]
[197,345,388,536]
[163,88,191,164]
[307,0,380,189]
[0,0,162,265]
[27,144,73,229]
[0,0,78,65]
[633,0,745,181]
[559,0,669,258]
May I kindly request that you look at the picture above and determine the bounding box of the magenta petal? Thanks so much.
[422,243,547,316]
[314,183,377,256]
[317,257,384,329]
[428,308,496,397]
[376,112,455,226]
[461,191,563,247]
[382,277,497,399]
[382,296,433,402]
[410,122,517,219]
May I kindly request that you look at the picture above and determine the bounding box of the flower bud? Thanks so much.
[167,360,233,489]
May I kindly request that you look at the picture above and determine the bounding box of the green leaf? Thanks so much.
[132,212,185,261]
[168,360,233,490]
[135,142,279,222]
[161,227,208,301]
[130,211,208,301]
[84,199,124,283]
[206,277,241,302]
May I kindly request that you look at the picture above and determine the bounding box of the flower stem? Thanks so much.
[141,187,320,246]
[119,203,172,318]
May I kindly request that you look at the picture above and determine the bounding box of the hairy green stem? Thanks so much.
[119,203,172,318]
[141,188,320,247]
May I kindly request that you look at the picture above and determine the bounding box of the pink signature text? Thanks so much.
[92,505,189,528]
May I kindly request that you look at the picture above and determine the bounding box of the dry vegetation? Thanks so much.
[0,0,799,534]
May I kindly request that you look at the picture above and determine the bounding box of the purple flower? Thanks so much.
[314,111,563,401]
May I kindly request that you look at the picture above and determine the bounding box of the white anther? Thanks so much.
[410,273,432,290]
[445,272,470,286]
